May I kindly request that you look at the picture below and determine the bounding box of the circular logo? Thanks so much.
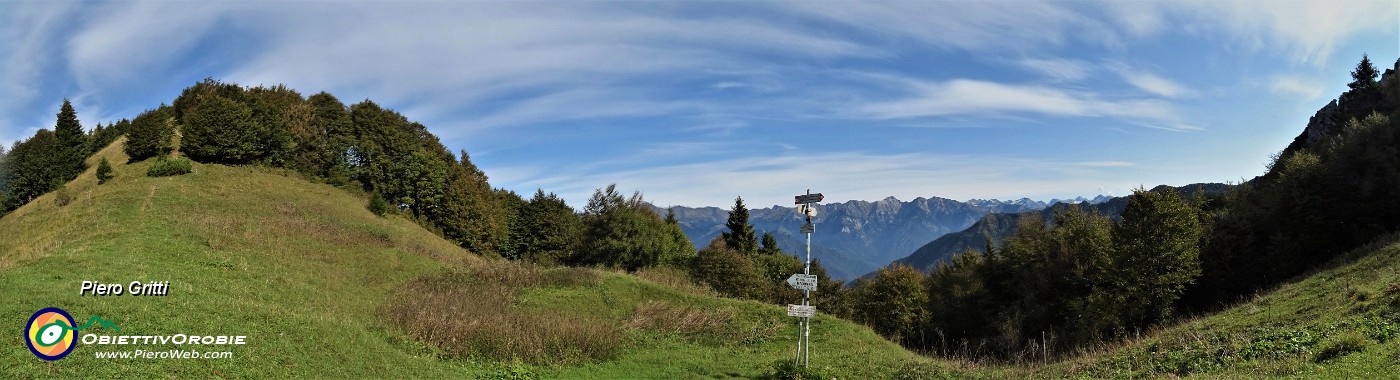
[25,307,78,361]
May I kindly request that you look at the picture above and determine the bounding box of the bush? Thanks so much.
[692,238,765,299]
[53,186,72,207]
[367,192,390,217]
[146,156,193,177]
[95,158,114,184]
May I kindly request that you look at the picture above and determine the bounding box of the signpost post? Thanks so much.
[790,189,822,367]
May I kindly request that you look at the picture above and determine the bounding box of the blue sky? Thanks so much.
[2,1,1397,209]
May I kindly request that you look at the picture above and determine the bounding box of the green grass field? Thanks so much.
[0,141,936,378]
[3,139,1398,378]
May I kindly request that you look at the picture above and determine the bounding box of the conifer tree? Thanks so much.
[53,99,87,180]
[1350,53,1379,91]
[5,130,60,210]
[760,232,782,255]
[95,158,114,184]
[722,196,758,255]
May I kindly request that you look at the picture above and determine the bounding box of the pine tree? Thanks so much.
[722,196,758,255]
[53,99,87,180]
[5,130,60,210]
[1349,53,1379,91]
[95,158,114,184]
[664,207,678,225]
[760,232,782,255]
[0,144,10,210]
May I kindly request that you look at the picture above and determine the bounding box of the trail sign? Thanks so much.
[800,223,814,234]
[794,193,824,204]
[787,273,817,291]
[787,304,816,318]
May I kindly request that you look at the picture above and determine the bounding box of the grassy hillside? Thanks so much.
[0,139,935,378]
[1045,234,1400,378]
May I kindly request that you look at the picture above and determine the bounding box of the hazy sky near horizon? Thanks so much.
[2,1,1397,208]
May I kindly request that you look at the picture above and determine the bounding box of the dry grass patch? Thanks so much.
[633,266,718,297]
[386,269,619,366]
[625,300,736,339]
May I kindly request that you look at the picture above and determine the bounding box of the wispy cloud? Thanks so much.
[1107,63,1193,98]
[1174,0,1400,65]
[780,1,1119,52]
[2,0,1393,209]
[856,79,1180,124]
[1015,58,1095,82]
[1270,76,1325,101]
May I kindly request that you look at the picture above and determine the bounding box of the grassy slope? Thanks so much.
[0,139,932,378]
[1033,235,1400,379]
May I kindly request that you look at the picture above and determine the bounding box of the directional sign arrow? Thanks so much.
[786,273,818,291]
[800,223,814,234]
[794,193,824,204]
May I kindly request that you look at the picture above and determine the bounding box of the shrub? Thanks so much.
[692,238,765,299]
[53,186,72,207]
[95,157,114,184]
[146,156,193,177]
[367,192,389,217]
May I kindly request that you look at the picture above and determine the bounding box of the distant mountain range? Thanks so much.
[655,195,1109,281]
[890,183,1231,276]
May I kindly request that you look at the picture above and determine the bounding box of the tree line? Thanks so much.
[0,99,119,212]
[0,79,702,276]
[830,54,1400,361]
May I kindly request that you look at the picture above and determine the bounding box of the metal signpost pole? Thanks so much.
[803,190,812,367]
[789,190,821,367]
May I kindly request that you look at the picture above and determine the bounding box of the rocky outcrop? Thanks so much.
[1305,99,1341,145]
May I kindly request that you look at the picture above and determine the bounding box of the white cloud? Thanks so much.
[66,2,233,94]
[1270,76,1325,101]
[1174,0,1399,65]
[1101,61,1192,98]
[0,3,79,143]
[1103,1,1168,37]
[779,1,1118,52]
[1015,58,1095,81]
[856,79,1181,123]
